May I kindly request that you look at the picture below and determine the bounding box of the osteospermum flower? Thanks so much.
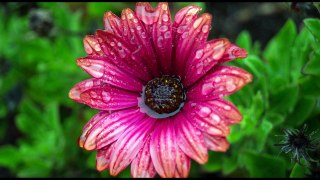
[69,2,252,178]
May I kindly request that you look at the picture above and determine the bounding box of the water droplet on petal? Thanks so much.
[164,31,171,39]
[202,25,209,33]
[177,26,186,33]
[141,32,147,39]
[226,79,236,92]
[157,36,163,47]
[215,77,221,83]
[199,106,211,118]
[137,26,142,31]
[195,49,204,59]
[159,25,168,32]
[162,14,169,22]
[110,42,115,47]
[133,18,138,23]
[224,105,231,110]
[182,32,188,39]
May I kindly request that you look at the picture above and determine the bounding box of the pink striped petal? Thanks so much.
[79,107,145,151]
[183,101,231,137]
[220,44,248,63]
[183,39,230,87]
[187,66,253,101]
[135,2,160,28]
[203,133,230,152]
[95,30,152,82]
[109,117,156,176]
[104,11,122,36]
[150,119,177,178]
[76,56,144,92]
[172,5,201,44]
[174,13,212,76]
[174,147,191,178]
[152,2,173,74]
[83,35,104,56]
[121,8,160,77]
[175,113,208,164]
[96,143,115,172]
[131,137,156,178]
[69,78,139,111]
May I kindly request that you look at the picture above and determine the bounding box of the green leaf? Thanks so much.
[286,97,316,127]
[303,52,320,76]
[304,18,320,40]
[254,120,273,152]
[222,153,238,175]
[264,113,284,127]
[269,85,299,114]
[264,19,297,88]
[289,163,309,178]
[299,76,320,97]
[241,151,286,178]
[202,151,223,172]
[0,145,21,170]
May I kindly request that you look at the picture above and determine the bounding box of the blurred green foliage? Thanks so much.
[0,2,319,178]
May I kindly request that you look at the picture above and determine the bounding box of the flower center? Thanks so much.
[144,75,185,115]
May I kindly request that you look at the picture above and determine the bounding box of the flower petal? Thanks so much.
[174,13,212,76]
[69,78,139,111]
[183,101,231,137]
[95,30,152,82]
[96,143,115,172]
[183,39,230,87]
[104,11,122,36]
[109,117,156,176]
[203,133,230,152]
[135,2,160,27]
[220,44,248,63]
[77,55,144,92]
[150,119,177,178]
[83,35,104,56]
[121,8,160,77]
[79,107,145,151]
[131,137,156,178]
[174,147,191,178]
[152,2,173,74]
[175,113,208,164]
[187,66,253,101]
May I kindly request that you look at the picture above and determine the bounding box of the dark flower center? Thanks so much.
[289,133,310,148]
[144,75,185,114]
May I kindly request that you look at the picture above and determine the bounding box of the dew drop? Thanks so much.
[133,18,138,23]
[130,28,135,33]
[199,106,211,118]
[127,12,134,19]
[162,14,169,22]
[117,42,122,47]
[215,77,221,83]
[202,24,209,33]
[210,114,221,123]
[84,43,93,54]
[193,17,203,29]
[159,25,168,32]
[195,49,204,59]
[164,31,171,39]
[141,32,147,39]
[157,36,163,47]
[102,91,111,102]
[202,83,213,95]
[110,42,115,47]
[177,26,186,33]
[196,62,204,74]
[137,26,142,31]
[224,105,231,110]
[226,79,236,92]
[181,32,188,39]
[219,86,224,92]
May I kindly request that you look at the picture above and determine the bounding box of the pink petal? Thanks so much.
[183,39,230,87]
[220,44,248,63]
[151,2,173,74]
[175,113,208,164]
[183,101,231,137]
[69,78,139,111]
[174,147,191,178]
[79,107,145,151]
[96,143,115,172]
[121,8,160,77]
[109,117,156,176]
[104,11,122,36]
[76,55,144,92]
[95,30,152,82]
[150,119,177,178]
[135,2,160,27]
[172,5,202,44]
[203,133,230,152]
[174,13,212,76]
[131,137,156,178]
[83,35,104,56]
[187,66,253,101]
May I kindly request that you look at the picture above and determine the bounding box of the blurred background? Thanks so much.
[0,2,319,178]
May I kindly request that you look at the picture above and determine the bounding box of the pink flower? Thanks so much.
[69,2,252,178]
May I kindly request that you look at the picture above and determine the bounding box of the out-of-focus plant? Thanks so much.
[200,18,320,177]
